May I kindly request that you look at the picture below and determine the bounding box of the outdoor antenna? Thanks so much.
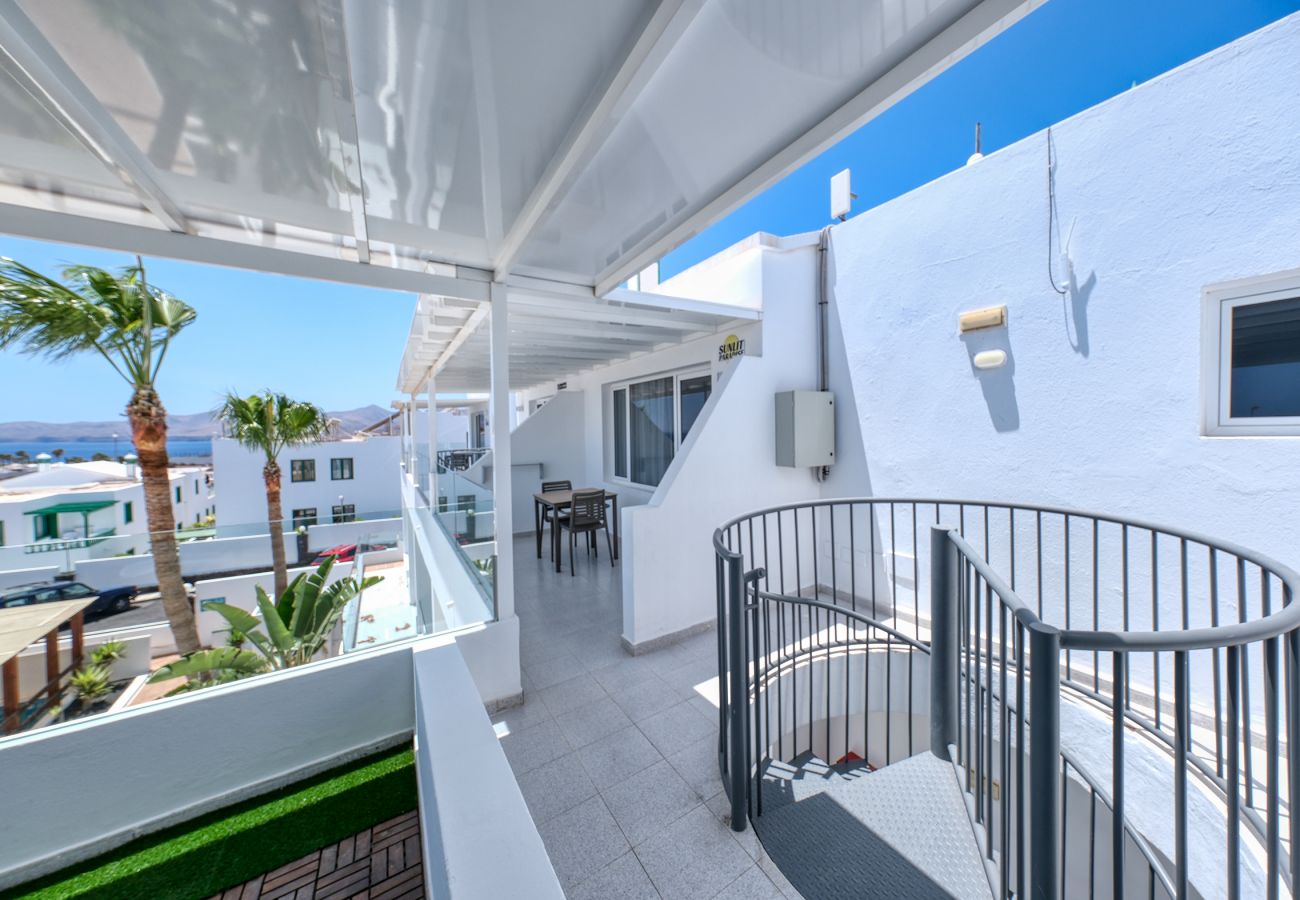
[830,169,855,222]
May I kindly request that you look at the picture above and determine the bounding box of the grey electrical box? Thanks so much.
[775,391,835,468]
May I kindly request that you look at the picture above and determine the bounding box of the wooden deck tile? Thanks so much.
[213,811,424,900]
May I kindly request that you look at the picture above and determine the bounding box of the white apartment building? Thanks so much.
[211,435,401,532]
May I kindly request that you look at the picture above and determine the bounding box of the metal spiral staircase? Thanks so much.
[714,499,1300,900]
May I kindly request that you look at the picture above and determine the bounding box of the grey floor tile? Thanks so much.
[525,651,588,689]
[516,750,598,825]
[521,632,571,667]
[712,865,784,900]
[637,700,717,756]
[556,695,634,749]
[537,795,631,889]
[601,759,703,847]
[537,672,608,717]
[609,673,683,723]
[666,733,725,801]
[578,639,637,673]
[704,790,761,861]
[591,656,662,694]
[687,694,720,724]
[567,850,661,900]
[578,724,665,790]
[490,696,552,734]
[634,806,754,900]
[499,717,572,777]
[659,658,722,699]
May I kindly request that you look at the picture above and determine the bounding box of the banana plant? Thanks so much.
[150,557,381,693]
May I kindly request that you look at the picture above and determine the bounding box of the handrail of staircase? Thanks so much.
[715,497,1300,900]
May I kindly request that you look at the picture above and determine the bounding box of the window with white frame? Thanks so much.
[609,368,712,487]
[1203,270,1300,435]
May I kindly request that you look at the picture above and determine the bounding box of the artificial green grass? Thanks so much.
[5,743,417,900]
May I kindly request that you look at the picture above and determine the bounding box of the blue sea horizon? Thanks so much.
[0,438,213,460]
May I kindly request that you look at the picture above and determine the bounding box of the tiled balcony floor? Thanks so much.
[210,811,423,900]
[495,535,802,899]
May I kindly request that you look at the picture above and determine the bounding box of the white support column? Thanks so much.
[424,378,438,497]
[426,376,438,472]
[489,283,514,622]
[402,398,414,473]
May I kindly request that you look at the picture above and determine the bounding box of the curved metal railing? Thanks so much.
[714,498,1300,900]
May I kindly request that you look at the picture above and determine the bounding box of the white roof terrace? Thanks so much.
[0,0,1041,304]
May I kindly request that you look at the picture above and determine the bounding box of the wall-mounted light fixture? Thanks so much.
[972,349,1008,370]
[958,305,1007,333]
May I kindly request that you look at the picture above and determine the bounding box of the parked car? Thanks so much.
[0,581,137,619]
[311,542,392,565]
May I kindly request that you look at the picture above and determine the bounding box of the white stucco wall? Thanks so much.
[824,12,1300,578]
[620,240,825,647]
[212,436,400,530]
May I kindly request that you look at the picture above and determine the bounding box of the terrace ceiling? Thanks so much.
[0,0,1041,302]
[396,286,757,393]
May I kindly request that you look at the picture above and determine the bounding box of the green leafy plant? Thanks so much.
[70,665,113,703]
[150,558,381,693]
[0,257,200,654]
[90,641,128,665]
[226,628,247,650]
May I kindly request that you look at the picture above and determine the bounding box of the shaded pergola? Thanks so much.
[23,499,116,542]
[0,598,89,735]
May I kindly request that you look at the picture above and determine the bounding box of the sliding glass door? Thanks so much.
[611,368,712,488]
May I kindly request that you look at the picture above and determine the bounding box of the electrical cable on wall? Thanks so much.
[1046,127,1069,296]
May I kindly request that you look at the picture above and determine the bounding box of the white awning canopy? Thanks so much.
[0,0,1041,301]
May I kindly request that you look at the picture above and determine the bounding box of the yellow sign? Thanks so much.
[718,334,745,362]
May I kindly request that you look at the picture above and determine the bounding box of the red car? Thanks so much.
[312,542,391,565]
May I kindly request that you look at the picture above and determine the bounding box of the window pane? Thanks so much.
[1231,296,1300,418]
[679,374,712,439]
[629,377,675,486]
[613,389,627,479]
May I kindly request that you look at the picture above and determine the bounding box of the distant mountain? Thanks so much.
[0,404,391,442]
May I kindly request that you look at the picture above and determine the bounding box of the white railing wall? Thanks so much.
[0,639,418,890]
[413,642,562,899]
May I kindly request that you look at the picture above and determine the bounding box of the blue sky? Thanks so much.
[661,0,1300,279]
[1,0,1297,422]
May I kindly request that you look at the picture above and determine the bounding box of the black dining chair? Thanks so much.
[558,489,613,575]
[540,480,572,561]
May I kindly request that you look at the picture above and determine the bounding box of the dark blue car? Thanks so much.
[0,581,136,618]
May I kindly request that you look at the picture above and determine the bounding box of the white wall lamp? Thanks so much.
[959,304,1009,370]
[972,349,1008,370]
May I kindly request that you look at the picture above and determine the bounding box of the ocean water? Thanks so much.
[0,439,213,460]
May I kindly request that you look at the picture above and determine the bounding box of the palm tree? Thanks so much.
[52,448,64,460]
[0,257,201,654]
[217,391,331,597]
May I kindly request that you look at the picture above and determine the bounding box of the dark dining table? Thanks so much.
[533,488,620,573]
